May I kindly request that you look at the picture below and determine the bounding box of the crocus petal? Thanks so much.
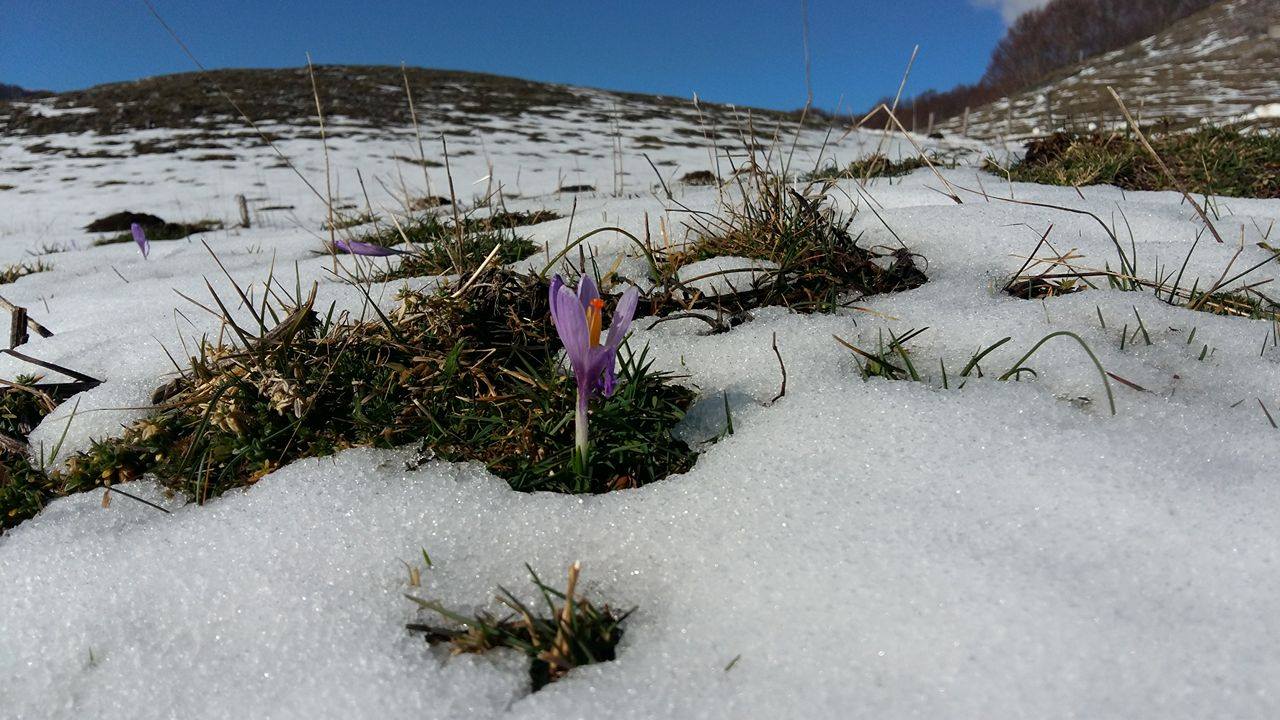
[131,222,149,258]
[335,239,402,257]
[601,358,619,397]
[603,286,639,352]
[550,283,591,380]
[549,275,566,314]
[578,345,614,398]
[576,274,600,310]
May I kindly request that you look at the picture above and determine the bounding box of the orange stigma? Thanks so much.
[586,298,605,347]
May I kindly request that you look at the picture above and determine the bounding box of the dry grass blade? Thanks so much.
[140,0,331,209]
[1107,87,1224,245]
[306,55,339,256]
[863,103,961,203]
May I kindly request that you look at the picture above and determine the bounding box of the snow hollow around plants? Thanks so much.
[2,104,1280,720]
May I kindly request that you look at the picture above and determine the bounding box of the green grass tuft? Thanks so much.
[0,376,59,530]
[338,210,552,281]
[994,127,1280,198]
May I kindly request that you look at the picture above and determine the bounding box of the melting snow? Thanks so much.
[2,107,1280,719]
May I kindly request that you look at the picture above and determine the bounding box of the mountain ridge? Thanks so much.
[936,0,1280,140]
[0,65,818,139]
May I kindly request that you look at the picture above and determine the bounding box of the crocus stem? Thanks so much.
[574,389,590,465]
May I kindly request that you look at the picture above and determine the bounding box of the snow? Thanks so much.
[1243,102,1280,121]
[3,98,1280,719]
[937,0,1280,141]
[676,256,779,297]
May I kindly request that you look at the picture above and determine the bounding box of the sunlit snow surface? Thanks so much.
[2,108,1280,719]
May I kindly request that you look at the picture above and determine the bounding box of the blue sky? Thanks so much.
[3,1,1032,111]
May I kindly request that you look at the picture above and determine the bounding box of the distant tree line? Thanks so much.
[0,84,49,101]
[876,0,1217,125]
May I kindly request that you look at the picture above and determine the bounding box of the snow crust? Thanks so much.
[3,107,1280,718]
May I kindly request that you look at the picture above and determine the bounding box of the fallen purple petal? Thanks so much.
[334,239,404,257]
[131,222,149,258]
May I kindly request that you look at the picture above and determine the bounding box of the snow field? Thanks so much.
[2,107,1280,717]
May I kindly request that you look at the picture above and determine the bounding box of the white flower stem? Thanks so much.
[574,390,589,464]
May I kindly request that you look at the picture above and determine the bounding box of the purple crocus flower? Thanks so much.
[130,222,149,258]
[548,274,639,465]
[333,239,405,257]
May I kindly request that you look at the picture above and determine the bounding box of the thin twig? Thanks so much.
[105,485,172,514]
[770,331,787,404]
[1,349,101,385]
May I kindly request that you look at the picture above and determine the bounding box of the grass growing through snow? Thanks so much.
[0,456,58,530]
[336,209,555,281]
[836,328,1117,415]
[0,376,60,529]
[992,127,1280,198]
[43,269,694,508]
[406,563,628,691]
[0,260,51,285]
[1002,214,1280,323]
[638,167,926,319]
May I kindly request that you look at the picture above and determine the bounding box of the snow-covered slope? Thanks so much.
[3,68,1280,719]
[938,0,1280,140]
[0,66,985,241]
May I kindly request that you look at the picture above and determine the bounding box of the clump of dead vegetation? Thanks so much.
[0,259,51,285]
[407,563,628,691]
[992,127,1280,198]
[678,170,717,186]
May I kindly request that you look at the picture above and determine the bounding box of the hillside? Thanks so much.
[0,65,980,235]
[3,64,1280,719]
[0,84,47,101]
[935,0,1280,140]
[0,66,811,137]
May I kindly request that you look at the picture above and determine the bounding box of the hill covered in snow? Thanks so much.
[0,65,983,237]
[2,65,1280,719]
[936,0,1280,140]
